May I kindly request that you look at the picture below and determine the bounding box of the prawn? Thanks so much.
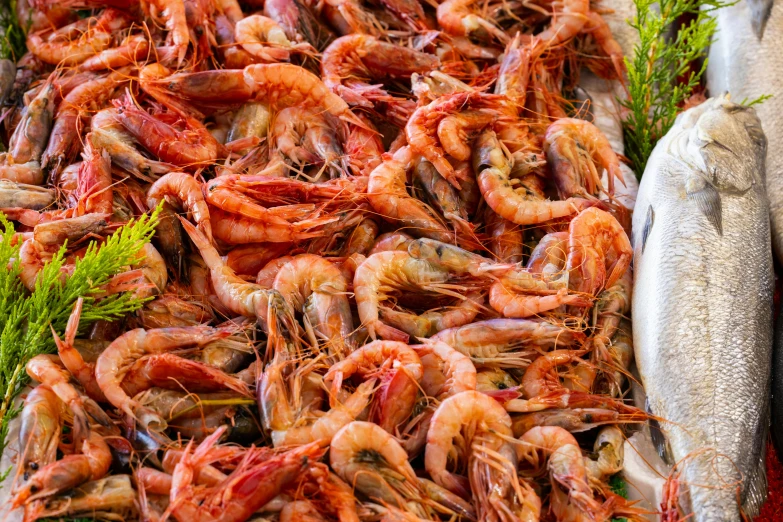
[367,146,452,243]
[235,14,315,62]
[341,218,379,256]
[543,118,624,199]
[475,128,591,226]
[431,318,585,367]
[74,138,113,216]
[94,325,231,430]
[147,172,212,243]
[273,254,355,357]
[0,180,55,210]
[325,340,423,433]
[436,0,509,43]
[380,291,484,338]
[17,385,62,484]
[565,207,632,296]
[78,34,151,72]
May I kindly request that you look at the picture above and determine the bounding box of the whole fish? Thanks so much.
[632,97,772,521]
[706,1,783,260]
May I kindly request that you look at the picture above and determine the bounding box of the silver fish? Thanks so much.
[632,97,772,521]
[706,1,783,261]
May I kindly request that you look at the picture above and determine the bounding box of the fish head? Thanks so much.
[679,96,767,192]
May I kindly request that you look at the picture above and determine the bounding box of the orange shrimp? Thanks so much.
[75,138,113,216]
[114,95,223,169]
[17,385,62,485]
[436,0,509,43]
[147,172,213,243]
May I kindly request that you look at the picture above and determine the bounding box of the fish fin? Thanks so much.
[646,400,674,466]
[641,205,654,253]
[685,174,723,235]
[741,442,768,517]
[748,0,774,40]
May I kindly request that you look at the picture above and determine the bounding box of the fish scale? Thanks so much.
[632,96,772,521]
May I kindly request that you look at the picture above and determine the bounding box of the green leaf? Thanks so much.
[0,0,28,61]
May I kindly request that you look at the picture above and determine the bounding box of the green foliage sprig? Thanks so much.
[0,209,160,469]
[0,0,28,62]
[622,0,733,177]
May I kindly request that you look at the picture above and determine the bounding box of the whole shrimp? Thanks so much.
[235,14,315,62]
[17,385,62,484]
[94,325,231,430]
[147,172,212,242]
[325,341,423,433]
[436,0,509,43]
[273,254,355,357]
[367,146,452,244]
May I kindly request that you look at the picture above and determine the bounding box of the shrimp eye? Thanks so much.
[29,462,38,470]
[497,382,508,389]
[29,485,38,493]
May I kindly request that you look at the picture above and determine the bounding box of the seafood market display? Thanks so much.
[0,0,769,521]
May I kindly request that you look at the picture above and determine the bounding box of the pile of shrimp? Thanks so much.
[1,0,645,520]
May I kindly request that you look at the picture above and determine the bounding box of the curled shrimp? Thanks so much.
[147,172,212,243]
[353,251,452,342]
[535,0,589,47]
[431,318,585,367]
[518,426,609,521]
[565,207,632,296]
[425,390,515,501]
[235,14,315,62]
[94,325,231,431]
[273,254,354,357]
[415,340,477,400]
[321,35,439,108]
[367,146,452,243]
[475,129,591,226]
[544,118,624,199]
[326,340,423,433]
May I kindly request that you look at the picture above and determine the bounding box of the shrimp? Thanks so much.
[580,11,627,82]
[521,350,595,398]
[146,0,189,66]
[89,109,173,181]
[78,34,150,72]
[0,74,56,185]
[485,207,525,264]
[74,138,113,216]
[475,368,517,394]
[341,218,379,256]
[583,426,624,484]
[12,428,112,507]
[143,64,365,128]
[0,180,55,209]
[527,231,569,277]
[380,291,484,338]
[326,341,423,432]
[565,207,632,296]
[518,426,610,521]
[367,147,452,243]
[279,500,325,521]
[353,251,452,342]
[181,218,290,327]
[535,0,589,47]
[226,102,272,144]
[41,71,128,178]
[211,207,336,244]
[225,242,292,276]
[475,129,591,226]
[436,0,509,43]
[415,340,477,400]
[94,325,231,430]
[273,254,355,357]
[330,421,423,508]
[406,92,503,189]
[270,107,349,178]
[431,318,585,367]
[25,354,93,446]
[114,95,223,169]
[148,172,212,242]
[166,427,325,522]
[345,113,384,176]
[510,408,623,437]
[369,231,414,255]
[425,390,523,521]
[26,9,132,66]
[32,475,137,521]
[590,269,632,356]
[33,213,110,247]
[321,35,439,108]
[544,118,624,199]
[17,385,62,484]
[235,15,315,62]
